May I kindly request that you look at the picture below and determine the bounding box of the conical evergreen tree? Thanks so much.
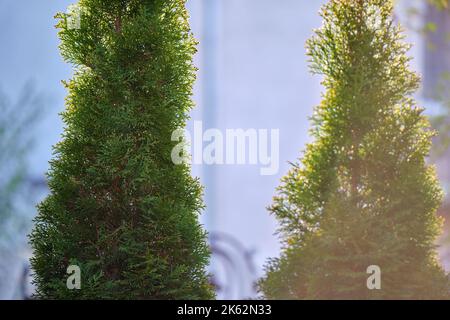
[30,0,213,299]
[260,0,450,300]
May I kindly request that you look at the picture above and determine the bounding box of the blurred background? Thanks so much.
[0,0,449,299]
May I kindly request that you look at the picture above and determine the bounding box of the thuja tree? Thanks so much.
[30,0,213,299]
[260,0,450,300]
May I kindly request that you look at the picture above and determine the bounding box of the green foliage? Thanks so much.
[428,0,449,10]
[30,0,214,299]
[260,0,450,300]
